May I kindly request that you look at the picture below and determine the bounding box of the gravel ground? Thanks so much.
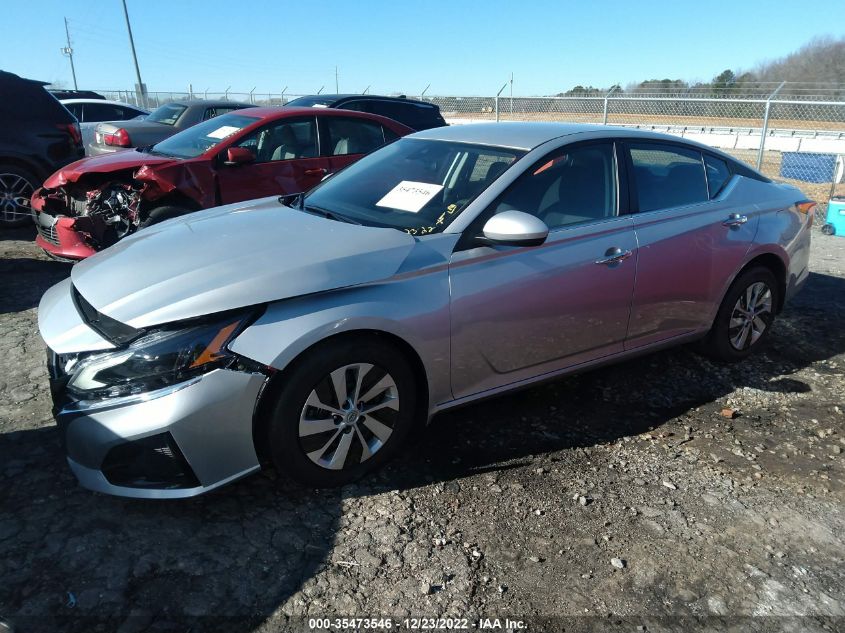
[0,226,843,633]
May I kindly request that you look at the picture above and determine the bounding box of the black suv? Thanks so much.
[285,94,447,131]
[0,71,84,227]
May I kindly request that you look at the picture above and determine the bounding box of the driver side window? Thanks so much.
[235,118,317,163]
[492,143,617,230]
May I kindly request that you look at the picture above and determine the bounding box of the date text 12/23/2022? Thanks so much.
[306,617,527,630]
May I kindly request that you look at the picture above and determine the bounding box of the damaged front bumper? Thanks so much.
[31,184,138,261]
[40,278,269,498]
[32,203,98,261]
[53,367,266,499]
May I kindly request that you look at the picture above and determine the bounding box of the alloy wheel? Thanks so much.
[729,281,773,351]
[0,172,34,224]
[298,363,399,470]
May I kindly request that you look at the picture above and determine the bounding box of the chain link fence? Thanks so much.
[96,88,845,215]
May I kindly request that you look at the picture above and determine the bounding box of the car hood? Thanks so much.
[70,197,417,328]
[43,150,177,187]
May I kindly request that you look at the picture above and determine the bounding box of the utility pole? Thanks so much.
[335,66,339,93]
[509,72,513,115]
[61,17,78,90]
[121,0,146,107]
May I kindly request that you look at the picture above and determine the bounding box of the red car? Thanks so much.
[31,107,412,260]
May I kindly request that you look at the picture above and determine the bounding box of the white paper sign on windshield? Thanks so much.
[206,125,241,140]
[376,181,444,213]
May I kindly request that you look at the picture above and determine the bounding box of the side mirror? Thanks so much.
[481,210,549,247]
[224,147,255,166]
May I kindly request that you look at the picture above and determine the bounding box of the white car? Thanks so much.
[60,99,149,150]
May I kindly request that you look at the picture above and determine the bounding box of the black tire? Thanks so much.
[0,164,40,228]
[821,223,835,236]
[267,337,418,487]
[700,266,779,362]
[139,204,192,229]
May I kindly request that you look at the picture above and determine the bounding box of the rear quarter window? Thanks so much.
[704,154,732,198]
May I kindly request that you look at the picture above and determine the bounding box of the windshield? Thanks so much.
[302,138,523,234]
[150,113,259,158]
[146,103,188,125]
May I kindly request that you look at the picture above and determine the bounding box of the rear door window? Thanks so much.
[628,143,708,212]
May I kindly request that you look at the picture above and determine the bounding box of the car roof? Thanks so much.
[230,106,410,123]
[0,70,49,88]
[60,98,144,108]
[290,94,433,106]
[409,122,755,153]
[409,122,608,150]
[154,100,255,109]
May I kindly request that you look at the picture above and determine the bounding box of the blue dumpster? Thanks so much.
[780,153,837,183]
[822,196,845,237]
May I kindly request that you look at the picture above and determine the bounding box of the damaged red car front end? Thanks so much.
[32,180,142,260]
[30,152,191,261]
[29,107,414,260]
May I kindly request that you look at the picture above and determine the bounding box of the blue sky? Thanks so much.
[2,0,843,96]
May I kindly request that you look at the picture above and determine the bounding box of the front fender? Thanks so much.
[229,273,452,414]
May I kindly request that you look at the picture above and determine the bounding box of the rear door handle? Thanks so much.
[595,247,633,265]
[304,168,328,176]
[723,213,748,227]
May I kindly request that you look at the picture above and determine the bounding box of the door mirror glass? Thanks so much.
[481,210,549,246]
[225,147,255,166]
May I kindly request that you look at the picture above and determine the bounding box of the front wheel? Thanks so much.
[139,204,192,229]
[267,337,419,487]
[700,266,779,362]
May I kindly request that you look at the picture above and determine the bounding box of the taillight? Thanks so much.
[104,128,132,147]
[57,122,82,146]
[797,201,816,219]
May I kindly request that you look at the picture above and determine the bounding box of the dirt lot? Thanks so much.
[0,226,843,633]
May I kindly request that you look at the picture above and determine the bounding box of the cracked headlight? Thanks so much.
[67,311,255,400]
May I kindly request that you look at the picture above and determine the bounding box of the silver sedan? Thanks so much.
[38,123,813,498]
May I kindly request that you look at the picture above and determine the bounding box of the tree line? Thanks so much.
[557,36,845,100]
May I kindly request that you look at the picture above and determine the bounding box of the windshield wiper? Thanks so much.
[302,204,361,225]
[276,193,361,224]
[143,147,173,157]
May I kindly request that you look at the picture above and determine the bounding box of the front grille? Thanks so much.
[36,221,60,246]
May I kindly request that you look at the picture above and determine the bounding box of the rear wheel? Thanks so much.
[700,266,779,362]
[0,164,39,228]
[139,204,192,228]
[267,338,418,487]
[821,223,835,236]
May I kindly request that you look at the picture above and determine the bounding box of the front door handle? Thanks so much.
[723,213,748,227]
[595,247,633,266]
[304,168,328,176]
